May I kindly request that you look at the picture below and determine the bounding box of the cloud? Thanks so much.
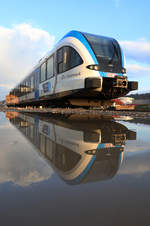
[119,152,150,176]
[0,120,53,187]
[0,83,13,89]
[127,64,150,81]
[125,141,150,153]
[119,39,150,91]
[120,39,150,65]
[0,23,55,100]
[127,64,150,73]
[125,63,150,91]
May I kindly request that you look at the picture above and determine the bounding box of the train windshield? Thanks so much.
[83,33,122,73]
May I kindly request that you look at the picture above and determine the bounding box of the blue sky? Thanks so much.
[1,0,150,41]
[0,0,150,100]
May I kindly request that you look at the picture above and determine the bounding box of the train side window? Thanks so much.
[31,75,34,92]
[25,81,27,94]
[19,85,21,96]
[23,82,26,94]
[28,78,31,93]
[20,83,23,96]
[57,48,63,74]
[17,86,20,97]
[57,46,83,74]
[18,85,20,97]
[63,46,70,72]
[40,62,46,82]
[70,47,83,68]
[21,83,23,95]
[26,80,29,93]
[47,56,54,79]
[15,86,18,97]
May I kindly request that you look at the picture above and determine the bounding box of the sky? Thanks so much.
[0,113,53,186]
[0,0,150,100]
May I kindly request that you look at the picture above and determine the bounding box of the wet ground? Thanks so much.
[1,106,150,119]
[0,111,150,226]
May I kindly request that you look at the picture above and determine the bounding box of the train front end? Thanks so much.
[83,32,138,100]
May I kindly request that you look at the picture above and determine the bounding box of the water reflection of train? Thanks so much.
[8,113,136,185]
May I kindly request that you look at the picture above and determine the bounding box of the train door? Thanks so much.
[34,68,40,100]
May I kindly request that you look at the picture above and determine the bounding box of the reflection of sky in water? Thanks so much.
[0,113,53,187]
[120,121,150,144]
[119,121,150,155]
[118,121,150,176]
[119,151,150,176]
[0,112,9,127]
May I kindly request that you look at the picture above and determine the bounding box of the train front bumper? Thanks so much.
[127,81,138,91]
[85,78,101,89]
[85,77,138,91]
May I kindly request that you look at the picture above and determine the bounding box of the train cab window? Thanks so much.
[57,46,83,74]
[40,62,46,82]
[83,32,122,73]
[47,56,54,79]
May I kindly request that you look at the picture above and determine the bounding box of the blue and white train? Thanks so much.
[7,31,138,107]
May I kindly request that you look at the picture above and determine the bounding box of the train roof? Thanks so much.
[60,30,115,43]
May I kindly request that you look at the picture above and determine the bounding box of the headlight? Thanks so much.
[122,68,126,73]
[87,65,100,71]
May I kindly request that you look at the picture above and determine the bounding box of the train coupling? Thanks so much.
[113,77,138,91]
[113,77,128,88]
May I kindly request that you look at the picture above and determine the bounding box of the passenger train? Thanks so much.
[7,112,136,185]
[6,31,138,108]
